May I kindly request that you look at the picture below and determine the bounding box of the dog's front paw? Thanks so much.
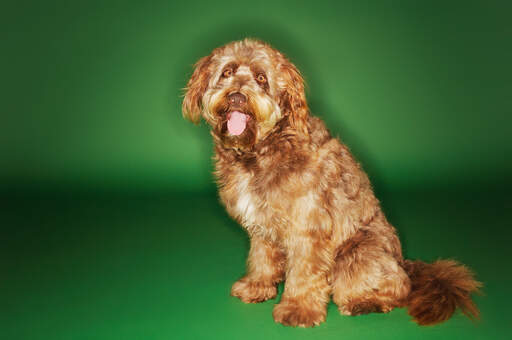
[273,298,326,327]
[231,278,277,303]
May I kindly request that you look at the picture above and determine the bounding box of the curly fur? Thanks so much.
[404,259,481,325]
[182,38,481,327]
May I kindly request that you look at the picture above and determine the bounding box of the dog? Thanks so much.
[182,38,481,327]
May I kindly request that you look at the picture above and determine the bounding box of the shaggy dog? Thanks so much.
[182,38,481,327]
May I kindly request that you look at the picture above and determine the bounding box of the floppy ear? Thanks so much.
[182,55,212,124]
[279,61,310,136]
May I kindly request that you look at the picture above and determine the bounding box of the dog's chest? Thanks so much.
[220,171,286,242]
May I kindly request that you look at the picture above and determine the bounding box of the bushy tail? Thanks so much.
[403,259,482,325]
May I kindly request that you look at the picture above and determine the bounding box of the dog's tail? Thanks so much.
[403,259,482,325]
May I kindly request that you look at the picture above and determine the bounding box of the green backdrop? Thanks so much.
[1,1,511,339]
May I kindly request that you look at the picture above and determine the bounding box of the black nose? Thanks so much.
[227,92,247,106]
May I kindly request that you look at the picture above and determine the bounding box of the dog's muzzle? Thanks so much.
[226,92,250,136]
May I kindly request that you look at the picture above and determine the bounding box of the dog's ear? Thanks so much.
[278,61,309,136]
[182,55,212,124]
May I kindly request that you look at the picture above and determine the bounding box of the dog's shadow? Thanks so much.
[169,21,408,256]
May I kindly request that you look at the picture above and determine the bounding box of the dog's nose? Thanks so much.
[227,92,247,106]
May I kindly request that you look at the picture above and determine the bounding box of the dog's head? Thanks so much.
[182,39,309,150]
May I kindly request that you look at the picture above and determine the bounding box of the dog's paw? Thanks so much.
[231,278,277,303]
[273,298,326,327]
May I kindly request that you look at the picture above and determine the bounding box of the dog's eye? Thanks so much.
[222,68,233,78]
[256,74,267,83]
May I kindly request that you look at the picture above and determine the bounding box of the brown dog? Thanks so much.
[182,39,481,327]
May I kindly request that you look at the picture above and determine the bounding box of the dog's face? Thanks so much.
[183,39,309,150]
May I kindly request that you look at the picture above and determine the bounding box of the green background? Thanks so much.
[1,1,511,339]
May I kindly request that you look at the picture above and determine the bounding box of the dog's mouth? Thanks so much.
[227,110,251,136]
[212,95,256,140]
[214,104,258,149]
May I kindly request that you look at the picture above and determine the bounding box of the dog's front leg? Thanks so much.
[273,231,332,327]
[231,235,285,303]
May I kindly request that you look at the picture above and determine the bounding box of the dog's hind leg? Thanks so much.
[331,228,411,316]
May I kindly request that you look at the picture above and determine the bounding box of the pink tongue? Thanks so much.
[227,111,248,136]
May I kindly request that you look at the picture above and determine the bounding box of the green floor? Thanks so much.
[1,188,510,340]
